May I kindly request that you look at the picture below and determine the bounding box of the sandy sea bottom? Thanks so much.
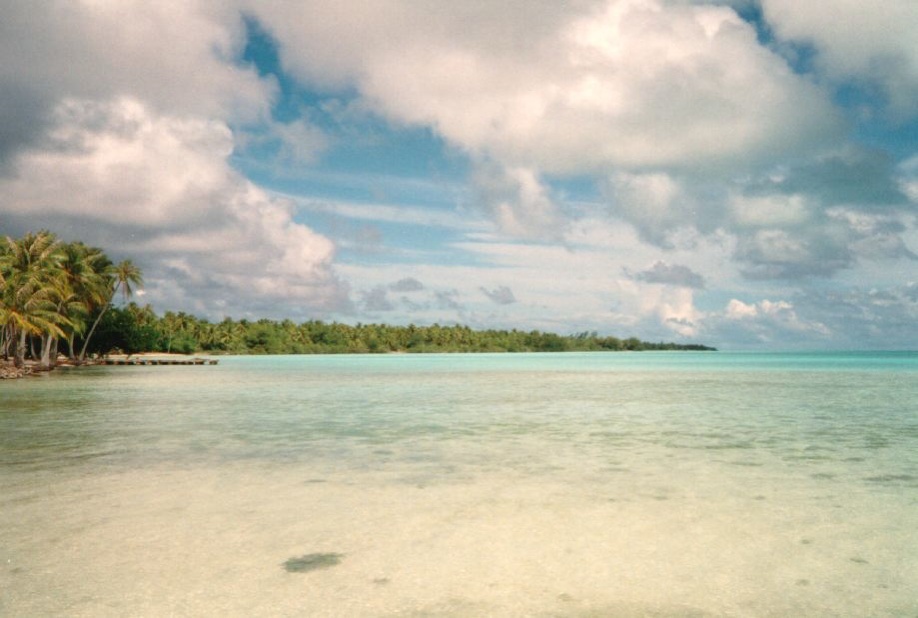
[1,353,917,616]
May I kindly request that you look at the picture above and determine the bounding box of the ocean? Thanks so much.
[1,352,916,616]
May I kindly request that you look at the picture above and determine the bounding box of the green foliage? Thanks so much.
[105,312,715,356]
[86,307,161,356]
[71,306,717,356]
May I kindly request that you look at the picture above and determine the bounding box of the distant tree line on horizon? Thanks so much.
[2,231,714,366]
[91,305,716,355]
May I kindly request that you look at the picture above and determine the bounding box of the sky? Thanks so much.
[1,0,917,350]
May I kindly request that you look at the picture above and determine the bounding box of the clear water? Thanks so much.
[1,352,916,616]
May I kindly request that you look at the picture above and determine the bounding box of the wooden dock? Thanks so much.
[102,358,218,366]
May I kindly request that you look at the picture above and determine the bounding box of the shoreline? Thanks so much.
[1,353,218,379]
[0,361,35,379]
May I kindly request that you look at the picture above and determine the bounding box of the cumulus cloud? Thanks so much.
[0,1,270,170]
[733,228,853,280]
[602,171,706,244]
[434,290,464,311]
[827,208,917,262]
[248,0,841,174]
[361,286,395,312]
[721,148,917,280]
[751,149,911,210]
[0,3,351,319]
[480,286,517,305]
[0,97,348,318]
[247,0,913,293]
[389,277,425,292]
[3,98,233,230]
[630,261,706,288]
[709,298,831,345]
[801,284,918,349]
[702,284,918,349]
[471,163,565,239]
[620,280,702,338]
[761,0,918,117]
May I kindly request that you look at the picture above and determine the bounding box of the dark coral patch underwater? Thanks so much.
[283,553,343,573]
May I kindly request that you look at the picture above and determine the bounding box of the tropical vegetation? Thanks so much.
[82,306,715,355]
[1,231,714,368]
[0,231,142,368]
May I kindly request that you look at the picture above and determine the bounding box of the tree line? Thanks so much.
[93,307,715,355]
[1,231,714,366]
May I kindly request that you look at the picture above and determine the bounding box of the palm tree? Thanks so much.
[0,240,11,359]
[160,311,183,352]
[113,259,143,304]
[39,286,84,368]
[54,242,111,362]
[79,258,144,361]
[0,231,71,368]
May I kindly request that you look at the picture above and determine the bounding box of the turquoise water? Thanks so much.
[2,352,917,616]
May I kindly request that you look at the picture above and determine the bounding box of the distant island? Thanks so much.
[1,230,715,376]
[91,307,717,356]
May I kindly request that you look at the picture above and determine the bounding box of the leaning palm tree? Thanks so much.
[39,286,84,368]
[57,242,111,360]
[79,258,143,361]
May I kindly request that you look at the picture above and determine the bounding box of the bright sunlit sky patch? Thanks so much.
[2,0,917,349]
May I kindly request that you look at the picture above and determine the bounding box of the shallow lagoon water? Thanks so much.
[1,352,917,616]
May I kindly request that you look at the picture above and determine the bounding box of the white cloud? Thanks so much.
[630,261,706,288]
[480,286,517,305]
[0,1,271,169]
[725,298,759,320]
[4,98,233,228]
[897,155,918,203]
[361,286,395,312]
[762,0,918,117]
[0,97,348,317]
[471,163,565,239]
[719,148,917,280]
[0,2,350,319]
[802,284,918,349]
[729,193,811,228]
[712,297,832,345]
[603,171,699,244]
[249,0,841,176]
[389,278,425,293]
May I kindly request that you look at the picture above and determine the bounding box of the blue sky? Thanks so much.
[1,1,917,349]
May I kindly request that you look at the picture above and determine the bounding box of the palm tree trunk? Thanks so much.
[0,325,9,360]
[79,303,110,361]
[14,329,27,368]
[40,335,54,369]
